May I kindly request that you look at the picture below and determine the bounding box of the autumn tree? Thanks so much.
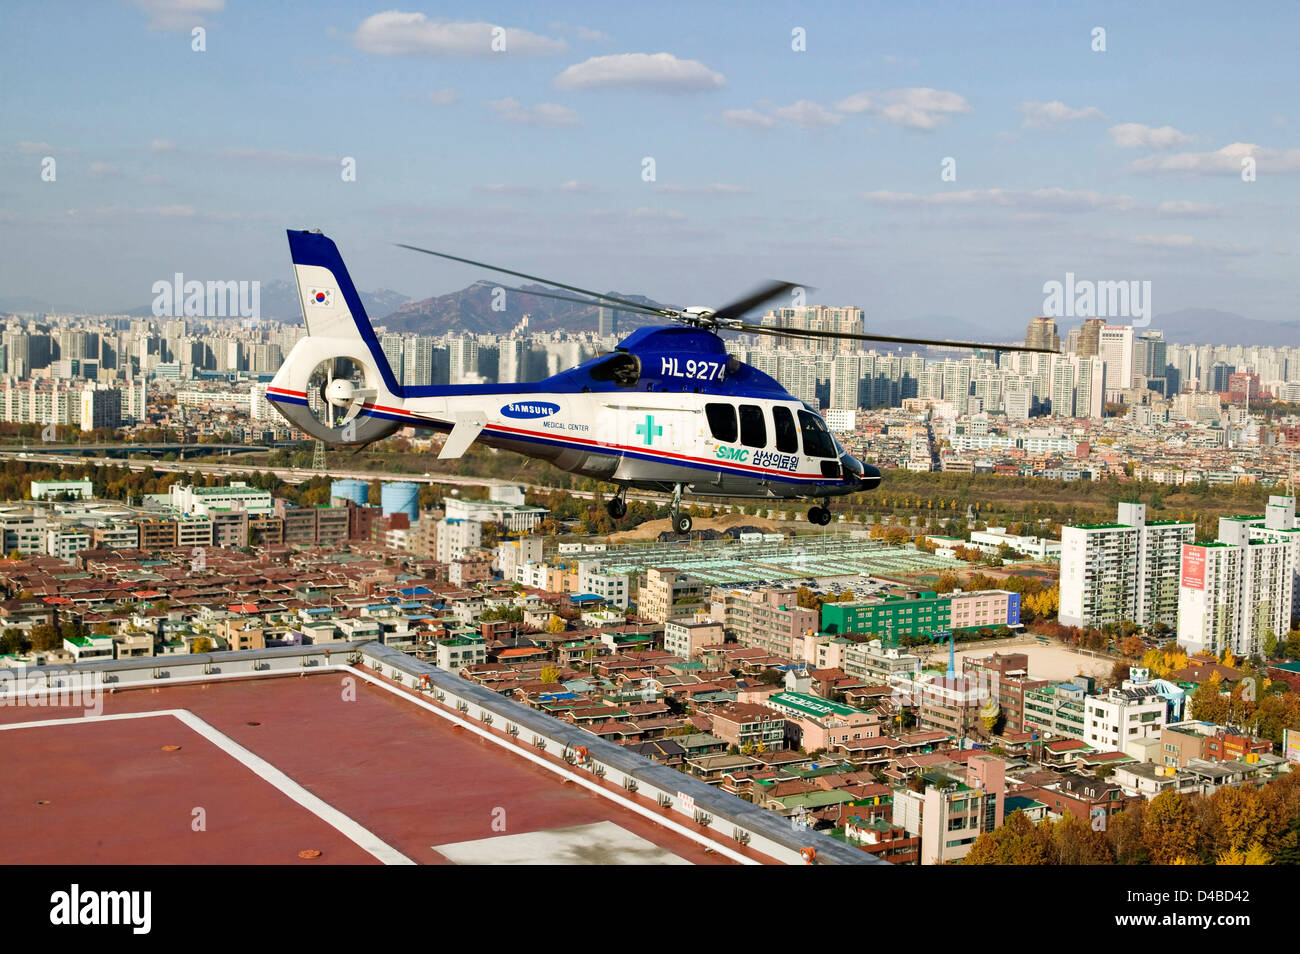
[1119,635,1145,658]
[963,811,1052,865]
[1051,813,1114,865]
[1142,790,1199,865]
[29,623,60,652]
[1209,785,1268,854]
[1106,803,1149,865]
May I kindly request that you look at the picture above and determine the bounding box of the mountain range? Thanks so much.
[373,283,667,336]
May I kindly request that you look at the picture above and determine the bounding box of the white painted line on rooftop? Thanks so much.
[343,665,759,865]
[0,707,415,866]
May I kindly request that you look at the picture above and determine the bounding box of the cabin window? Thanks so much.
[772,406,799,453]
[739,404,767,448]
[798,410,837,458]
[705,403,738,443]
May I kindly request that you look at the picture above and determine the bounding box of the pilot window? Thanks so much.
[772,406,799,453]
[798,410,837,458]
[705,402,738,443]
[739,404,767,448]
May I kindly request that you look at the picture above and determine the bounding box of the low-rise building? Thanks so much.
[663,616,724,660]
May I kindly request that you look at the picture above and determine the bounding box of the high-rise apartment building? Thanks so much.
[1178,498,1297,658]
[1025,316,1061,352]
[1059,503,1194,629]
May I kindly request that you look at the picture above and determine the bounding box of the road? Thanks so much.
[0,447,677,507]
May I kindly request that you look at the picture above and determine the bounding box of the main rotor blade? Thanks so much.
[471,280,670,319]
[396,243,677,318]
[711,280,802,323]
[737,323,1057,354]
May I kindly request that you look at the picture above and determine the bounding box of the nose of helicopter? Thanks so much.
[841,454,881,491]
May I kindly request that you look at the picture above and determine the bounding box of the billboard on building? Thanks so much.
[1180,544,1205,590]
[1285,728,1300,764]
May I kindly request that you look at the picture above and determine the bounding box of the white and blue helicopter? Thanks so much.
[268,231,1051,533]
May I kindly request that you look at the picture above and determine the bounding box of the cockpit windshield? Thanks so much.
[797,409,837,458]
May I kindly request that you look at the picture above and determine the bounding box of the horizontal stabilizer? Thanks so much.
[438,411,488,459]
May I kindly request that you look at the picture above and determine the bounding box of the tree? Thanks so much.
[963,811,1052,865]
[29,623,60,652]
[1051,813,1114,865]
[190,636,214,654]
[1216,844,1272,865]
[0,627,28,654]
[546,615,566,634]
[538,664,562,684]
[1107,803,1149,865]
[1143,790,1199,865]
[1210,783,1268,854]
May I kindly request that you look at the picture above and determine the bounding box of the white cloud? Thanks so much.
[554,52,724,92]
[355,13,565,57]
[769,100,842,130]
[88,162,122,179]
[220,147,335,165]
[1132,141,1300,175]
[862,187,1137,212]
[722,101,840,131]
[1156,200,1222,217]
[575,26,612,42]
[1129,233,1197,248]
[559,180,593,193]
[1109,123,1193,149]
[130,0,223,32]
[631,207,686,221]
[655,183,754,195]
[722,108,775,129]
[1019,100,1106,129]
[472,183,539,196]
[835,87,972,130]
[487,97,579,127]
[426,89,459,105]
[16,141,55,155]
[149,139,175,153]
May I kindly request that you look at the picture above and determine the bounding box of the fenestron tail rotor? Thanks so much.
[307,357,373,432]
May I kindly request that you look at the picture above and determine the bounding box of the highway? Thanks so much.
[0,447,675,508]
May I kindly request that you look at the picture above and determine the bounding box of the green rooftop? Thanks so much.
[768,690,863,719]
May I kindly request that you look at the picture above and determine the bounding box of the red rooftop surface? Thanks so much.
[0,672,753,865]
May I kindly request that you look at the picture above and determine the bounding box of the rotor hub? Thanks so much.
[325,377,355,408]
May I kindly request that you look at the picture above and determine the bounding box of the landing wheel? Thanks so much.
[606,497,627,519]
[674,514,693,534]
[808,507,832,526]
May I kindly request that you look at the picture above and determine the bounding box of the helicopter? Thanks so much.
[267,230,1052,533]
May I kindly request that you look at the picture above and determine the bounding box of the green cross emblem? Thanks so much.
[635,414,663,446]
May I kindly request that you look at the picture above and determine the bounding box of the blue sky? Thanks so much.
[1,0,1298,335]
